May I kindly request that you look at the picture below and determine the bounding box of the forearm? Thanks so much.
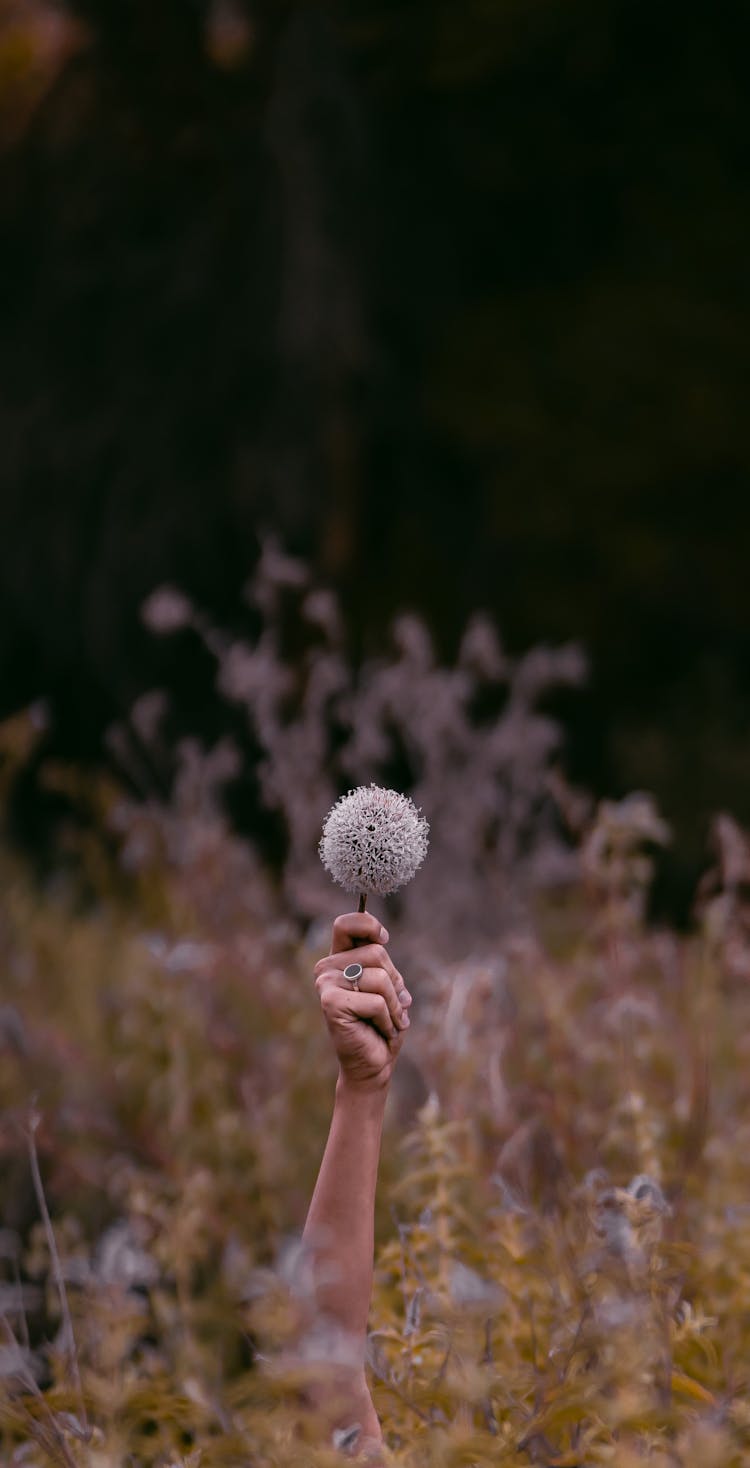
[301,906,409,1452]
[302,1073,387,1366]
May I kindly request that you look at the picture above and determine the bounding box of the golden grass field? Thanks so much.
[2,567,750,1465]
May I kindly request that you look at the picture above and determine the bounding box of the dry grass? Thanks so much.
[1,561,749,1465]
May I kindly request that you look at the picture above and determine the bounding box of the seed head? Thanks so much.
[319,784,429,898]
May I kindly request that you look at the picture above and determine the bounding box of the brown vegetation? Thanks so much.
[1,561,750,1464]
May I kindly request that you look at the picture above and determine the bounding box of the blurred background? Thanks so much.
[4,12,750,1459]
[1,0,748,908]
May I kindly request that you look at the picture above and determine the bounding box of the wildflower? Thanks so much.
[141,585,193,634]
[319,784,429,899]
[458,613,507,680]
[130,689,169,744]
[302,589,343,643]
[593,1174,669,1274]
[246,534,308,617]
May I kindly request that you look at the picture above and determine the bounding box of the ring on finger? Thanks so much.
[343,962,363,991]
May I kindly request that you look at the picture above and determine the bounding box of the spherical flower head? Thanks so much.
[319,784,429,898]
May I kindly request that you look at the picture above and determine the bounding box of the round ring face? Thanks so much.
[343,962,364,983]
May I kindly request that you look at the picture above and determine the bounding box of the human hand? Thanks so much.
[313,912,413,1093]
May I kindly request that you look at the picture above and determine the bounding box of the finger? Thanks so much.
[339,964,409,1030]
[321,943,412,1007]
[316,965,406,1029]
[331,912,389,954]
[321,984,397,1041]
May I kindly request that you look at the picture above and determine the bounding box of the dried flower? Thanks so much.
[319,784,429,900]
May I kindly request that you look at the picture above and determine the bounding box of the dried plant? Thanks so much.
[130,538,588,954]
[1,567,750,1465]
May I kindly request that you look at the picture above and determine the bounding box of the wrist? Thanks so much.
[335,1069,390,1111]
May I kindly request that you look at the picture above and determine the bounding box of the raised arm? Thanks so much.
[302,910,412,1450]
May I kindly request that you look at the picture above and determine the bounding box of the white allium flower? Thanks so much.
[319,784,429,898]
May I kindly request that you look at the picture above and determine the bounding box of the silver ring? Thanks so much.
[343,962,363,990]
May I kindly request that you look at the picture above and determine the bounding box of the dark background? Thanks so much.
[1,0,748,900]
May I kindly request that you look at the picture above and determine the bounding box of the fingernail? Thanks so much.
[400,990,412,1007]
[401,1012,410,1028]
[379,925,389,942]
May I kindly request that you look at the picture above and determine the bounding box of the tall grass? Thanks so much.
[1,555,749,1464]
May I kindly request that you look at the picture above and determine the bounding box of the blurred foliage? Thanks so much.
[2,580,750,1462]
[133,539,591,953]
[1,0,749,877]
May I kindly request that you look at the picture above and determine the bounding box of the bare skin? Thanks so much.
[302,910,413,1453]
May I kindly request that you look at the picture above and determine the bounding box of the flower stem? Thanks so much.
[358,892,367,913]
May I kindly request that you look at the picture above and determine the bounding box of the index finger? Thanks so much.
[331,911,390,953]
